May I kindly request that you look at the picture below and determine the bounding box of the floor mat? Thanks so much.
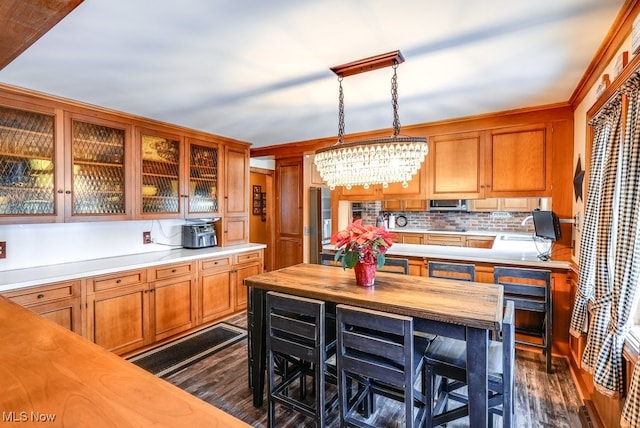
[128,323,247,378]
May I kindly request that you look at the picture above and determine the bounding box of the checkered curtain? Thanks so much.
[569,96,622,341]
[576,92,624,394]
[620,77,640,426]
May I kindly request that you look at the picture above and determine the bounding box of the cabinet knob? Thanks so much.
[37,294,45,299]
[57,189,64,194]
[171,269,177,273]
[65,190,71,194]
[116,279,121,284]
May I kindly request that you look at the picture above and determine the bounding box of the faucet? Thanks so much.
[521,215,533,226]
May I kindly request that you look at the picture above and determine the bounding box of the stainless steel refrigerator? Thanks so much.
[309,187,332,264]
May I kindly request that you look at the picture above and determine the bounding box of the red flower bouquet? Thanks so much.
[331,219,395,269]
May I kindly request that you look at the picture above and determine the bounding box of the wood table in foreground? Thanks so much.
[244,263,504,427]
[0,297,248,428]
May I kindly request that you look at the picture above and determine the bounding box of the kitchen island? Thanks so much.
[0,296,248,427]
[245,263,504,426]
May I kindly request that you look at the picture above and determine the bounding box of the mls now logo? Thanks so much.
[3,411,56,422]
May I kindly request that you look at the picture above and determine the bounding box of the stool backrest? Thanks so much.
[336,304,413,387]
[266,291,325,360]
[428,261,476,282]
[493,266,551,312]
[379,257,410,275]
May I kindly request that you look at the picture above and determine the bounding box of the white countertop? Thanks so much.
[385,243,569,269]
[0,243,267,293]
[323,239,570,269]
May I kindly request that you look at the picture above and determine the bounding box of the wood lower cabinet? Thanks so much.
[199,249,263,323]
[234,250,263,311]
[86,269,150,355]
[199,255,235,324]
[148,262,197,342]
[2,280,82,334]
[426,234,464,247]
[465,235,495,248]
[8,248,263,356]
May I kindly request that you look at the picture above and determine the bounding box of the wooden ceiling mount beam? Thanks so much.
[330,50,405,78]
[0,0,84,70]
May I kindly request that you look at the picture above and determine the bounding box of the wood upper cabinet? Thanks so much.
[223,145,249,245]
[136,127,184,219]
[469,197,540,212]
[428,131,484,199]
[0,102,133,224]
[65,112,134,222]
[485,123,550,197]
[337,160,428,201]
[428,124,551,199]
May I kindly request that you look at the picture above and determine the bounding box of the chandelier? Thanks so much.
[315,50,428,190]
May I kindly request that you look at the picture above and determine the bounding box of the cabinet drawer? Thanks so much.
[200,256,232,271]
[89,270,146,293]
[426,234,464,246]
[235,250,262,264]
[4,281,79,306]
[149,262,194,281]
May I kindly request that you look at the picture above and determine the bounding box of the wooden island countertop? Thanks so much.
[0,297,248,428]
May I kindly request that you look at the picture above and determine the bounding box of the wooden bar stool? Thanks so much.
[424,300,516,427]
[494,266,552,373]
[266,291,338,427]
[336,304,429,428]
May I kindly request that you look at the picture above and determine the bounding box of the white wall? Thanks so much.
[0,219,188,271]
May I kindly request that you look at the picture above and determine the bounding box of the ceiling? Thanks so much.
[0,0,627,149]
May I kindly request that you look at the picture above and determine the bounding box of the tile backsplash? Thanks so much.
[360,201,535,233]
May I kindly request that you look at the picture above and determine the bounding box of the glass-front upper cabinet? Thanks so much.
[69,116,130,220]
[187,138,220,216]
[138,129,182,217]
[0,104,56,221]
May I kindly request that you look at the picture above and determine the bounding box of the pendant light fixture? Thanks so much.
[314,50,428,190]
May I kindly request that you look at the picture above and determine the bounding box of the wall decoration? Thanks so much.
[595,74,610,99]
[613,51,629,80]
[252,185,262,215]
[573,156,585,202]
[261,192,267,222]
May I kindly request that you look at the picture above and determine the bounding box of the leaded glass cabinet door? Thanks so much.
[69,117,129,220]
[187,139,220,217]
[140,131,182,217]
[0,105,56,222]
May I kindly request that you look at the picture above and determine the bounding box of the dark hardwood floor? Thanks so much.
[164,313,583,427]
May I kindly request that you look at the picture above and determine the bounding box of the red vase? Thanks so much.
[354,262,376,287]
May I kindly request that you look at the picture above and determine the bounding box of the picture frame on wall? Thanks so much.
[252,185,262,215]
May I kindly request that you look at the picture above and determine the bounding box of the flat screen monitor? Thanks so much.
[532,210,561,241]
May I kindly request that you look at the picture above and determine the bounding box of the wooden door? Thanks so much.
[486,124,550,197]
[275,158,303,269]
[429,131,484,199]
